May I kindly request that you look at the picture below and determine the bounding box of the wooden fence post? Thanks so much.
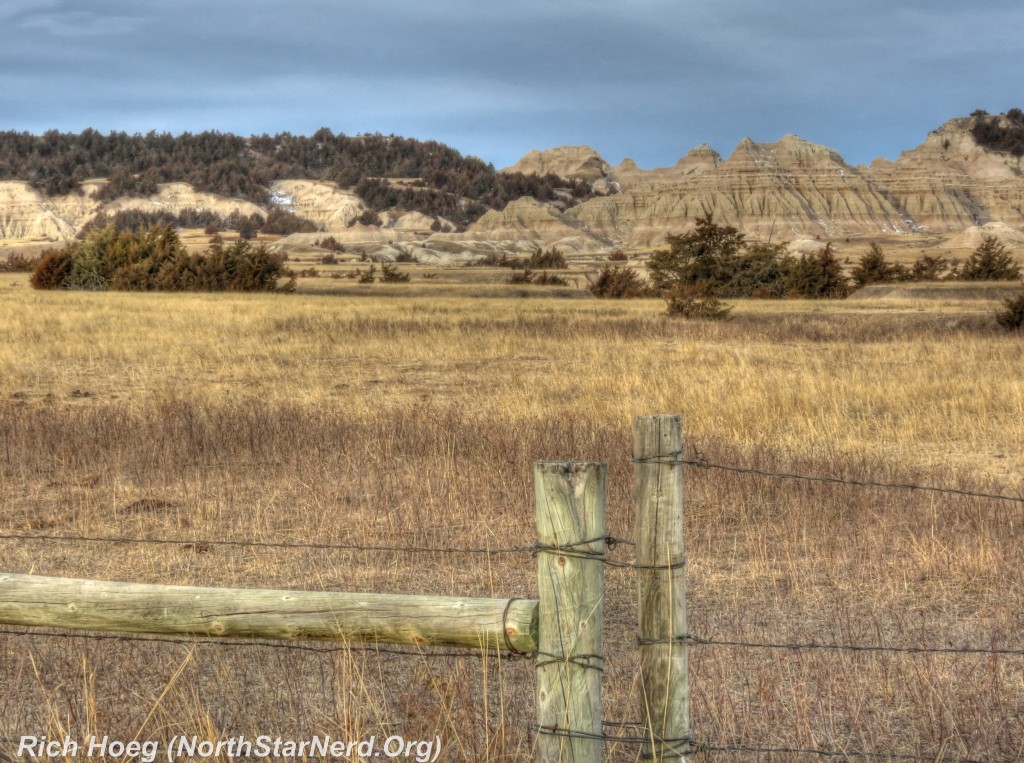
[633,415,691,761]
[534,461,606,763]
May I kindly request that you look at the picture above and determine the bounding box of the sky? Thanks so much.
[2,0,1022,170]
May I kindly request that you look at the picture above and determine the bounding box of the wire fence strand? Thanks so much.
[0,626,531,661]
[0,530,533,556]
[633,449,1024,506]
[4,448,1021,559]
[639,633,1024,658]
[534,725,1003,762]
[694,742,999,763]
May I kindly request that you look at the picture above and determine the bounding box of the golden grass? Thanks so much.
[1,273,1023,761]
[2,274,1021,474]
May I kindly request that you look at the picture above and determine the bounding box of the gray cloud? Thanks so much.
[1,0,1022,168]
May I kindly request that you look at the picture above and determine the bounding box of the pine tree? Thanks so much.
[960,235,1021,281]
[786,243,851,298]
[646,213,746,292]
[910,253,950,281]
[995,287,1024,331]
[851,243,906,287]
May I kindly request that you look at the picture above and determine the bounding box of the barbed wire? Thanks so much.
[634,449,1024,506]
[6,626,1016,669]
[0,530,533,556]
[4,531,1021,659]
[694,742,999,763]
[0,530,673,569]
[535,726,1003,762]
[0,626,532,661]
[6,445,1021,561]
[638,633,1024,658]
[534,651,604,671]
[5,453,1023,689]
[531,536,681,570]
[534,724,678,745]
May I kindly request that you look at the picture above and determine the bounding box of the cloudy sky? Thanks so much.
[2,0,1022,170]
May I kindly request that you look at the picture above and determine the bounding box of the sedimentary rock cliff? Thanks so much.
[862,117,1024,232]
[0,180,266,242]
[429,196,610,253]
[614,144,723,189]
[509,118,1024,248]
[105,182,266,222]
[0,181,89,240]
[568,135,913,246]
[269,180,365,231]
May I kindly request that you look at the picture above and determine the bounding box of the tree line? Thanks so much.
[0,128,597,226]
[79,207,317,240]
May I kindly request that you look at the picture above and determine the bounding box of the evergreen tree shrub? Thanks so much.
[665,282,733,320]
[647,213,746,293]
[718,242,795,298]
[29,250,73,289]
[29,226,291,292]
[851,243,908,287]
[380,263,410,282]
[589,266,654,298]
[785,243,851,298]
[910,254,950,281]
[526,248,568,269]
[995,287,1024,331]
[0,252,39,272]
[959,235,1021,281]
[507,267,569,286]
[261,207,318,235]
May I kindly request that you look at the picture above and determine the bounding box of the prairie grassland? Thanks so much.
[1,273,1023,762]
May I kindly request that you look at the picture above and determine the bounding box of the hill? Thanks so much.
[0,128,594,227]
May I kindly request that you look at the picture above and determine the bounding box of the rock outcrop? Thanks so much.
[270,180,365,230]
[430,196,610,253]
[0,181,90,241]
[613,145,723,189]
[569,134,911,246]
[501,146,611,182]
[862,118,1024,232]
[390,211,453,233]
[103,182,266,222]
[510,118,1024,248]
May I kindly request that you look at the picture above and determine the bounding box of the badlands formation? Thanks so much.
[2,117,1023,259]
[505,117,1024,252]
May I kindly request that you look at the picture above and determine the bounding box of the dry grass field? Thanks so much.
[1,271,1023,762]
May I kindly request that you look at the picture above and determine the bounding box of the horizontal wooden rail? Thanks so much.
[0,573,539,653]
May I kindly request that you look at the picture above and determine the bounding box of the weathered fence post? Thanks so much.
[534,461,606,763]
[633,415,691,761]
